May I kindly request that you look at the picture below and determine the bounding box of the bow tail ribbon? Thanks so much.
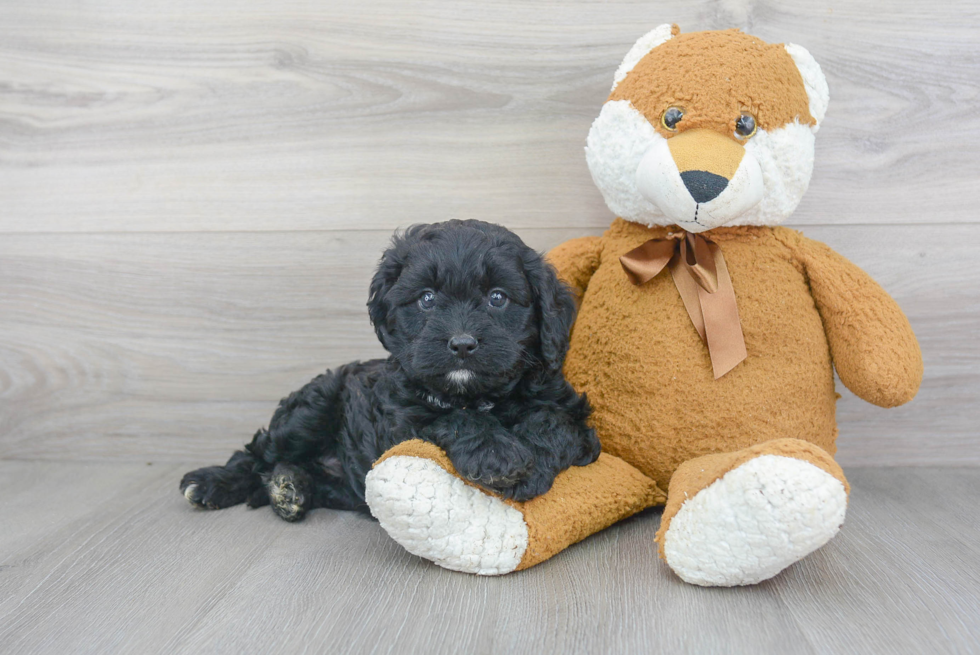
[620,233,747,379]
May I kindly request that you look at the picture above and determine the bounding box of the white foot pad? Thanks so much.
[365,456,528,575]
[663,455,847,586]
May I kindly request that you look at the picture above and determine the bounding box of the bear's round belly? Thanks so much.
[563,228,837,492]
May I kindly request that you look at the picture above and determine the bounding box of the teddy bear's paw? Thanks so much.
[365,455,528,575]
[662,454,847,586]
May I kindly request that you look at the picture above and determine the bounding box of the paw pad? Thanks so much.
[663,455,847,586]
[366,456,529,575]
[269,475,306,522]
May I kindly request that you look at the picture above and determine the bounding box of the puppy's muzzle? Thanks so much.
[448,333,479,359]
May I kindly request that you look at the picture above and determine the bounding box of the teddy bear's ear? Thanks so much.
[611,24,677,92]
[784,43,829,131]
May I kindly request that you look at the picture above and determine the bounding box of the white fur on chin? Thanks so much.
[446,369,473,387]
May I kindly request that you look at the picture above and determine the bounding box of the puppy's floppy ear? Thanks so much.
[525,252,577,372]
[367,233,408,348]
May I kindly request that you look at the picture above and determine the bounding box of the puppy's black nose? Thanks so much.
[448,334,478,359]
[680,170,728,203]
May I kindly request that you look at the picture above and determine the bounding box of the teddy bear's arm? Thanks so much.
[545,236,603,303]
[781,231,923,408]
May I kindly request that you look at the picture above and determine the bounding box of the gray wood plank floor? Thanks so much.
[0,462,977,654]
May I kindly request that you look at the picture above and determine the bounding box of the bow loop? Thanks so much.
[620,231,747,379]
[619,237,677,286]
[680,232,718,293]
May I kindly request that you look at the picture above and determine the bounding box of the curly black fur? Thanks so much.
[180,220,600,522]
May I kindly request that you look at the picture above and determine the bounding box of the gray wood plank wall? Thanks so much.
[2,0,978,465]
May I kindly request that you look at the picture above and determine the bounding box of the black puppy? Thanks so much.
[180,220,600,522]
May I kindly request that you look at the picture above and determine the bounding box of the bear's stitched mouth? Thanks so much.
[675,204,705,228]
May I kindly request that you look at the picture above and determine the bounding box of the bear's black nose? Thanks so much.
[680,170,729,204]
[448,334,479,359]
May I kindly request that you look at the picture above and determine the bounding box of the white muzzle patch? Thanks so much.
[446,369,473,387]
[635,136,764,232]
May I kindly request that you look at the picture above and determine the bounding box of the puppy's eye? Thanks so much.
[418,290,436,310]
[735,112,757,139]
[661,106,684,132]
[488,289,508,308]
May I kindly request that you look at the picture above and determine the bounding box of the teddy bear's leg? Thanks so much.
[655,438,849,587]
[365,439,664,575]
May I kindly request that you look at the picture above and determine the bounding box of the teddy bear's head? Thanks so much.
[586,25,828,232]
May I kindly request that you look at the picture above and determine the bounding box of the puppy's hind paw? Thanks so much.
[180,468,224,509]
[182,483,209,509]
[180,464,256,510]
[267,464,312,522]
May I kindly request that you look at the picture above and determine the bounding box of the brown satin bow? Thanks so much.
[620,231,747,379]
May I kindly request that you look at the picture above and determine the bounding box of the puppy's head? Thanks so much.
[368,220,575,397]
[586,26,828,231]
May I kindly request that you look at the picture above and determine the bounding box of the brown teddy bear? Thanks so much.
[364,25,923,586]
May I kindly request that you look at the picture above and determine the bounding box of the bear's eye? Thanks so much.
[735,112,757,139]
[661,107,684,132]
[488,289,508,308]
[418,289,436,310]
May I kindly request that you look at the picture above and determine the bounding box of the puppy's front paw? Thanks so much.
[572,429,602,467]
[501,472,557,503]
[452,440,534,495]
